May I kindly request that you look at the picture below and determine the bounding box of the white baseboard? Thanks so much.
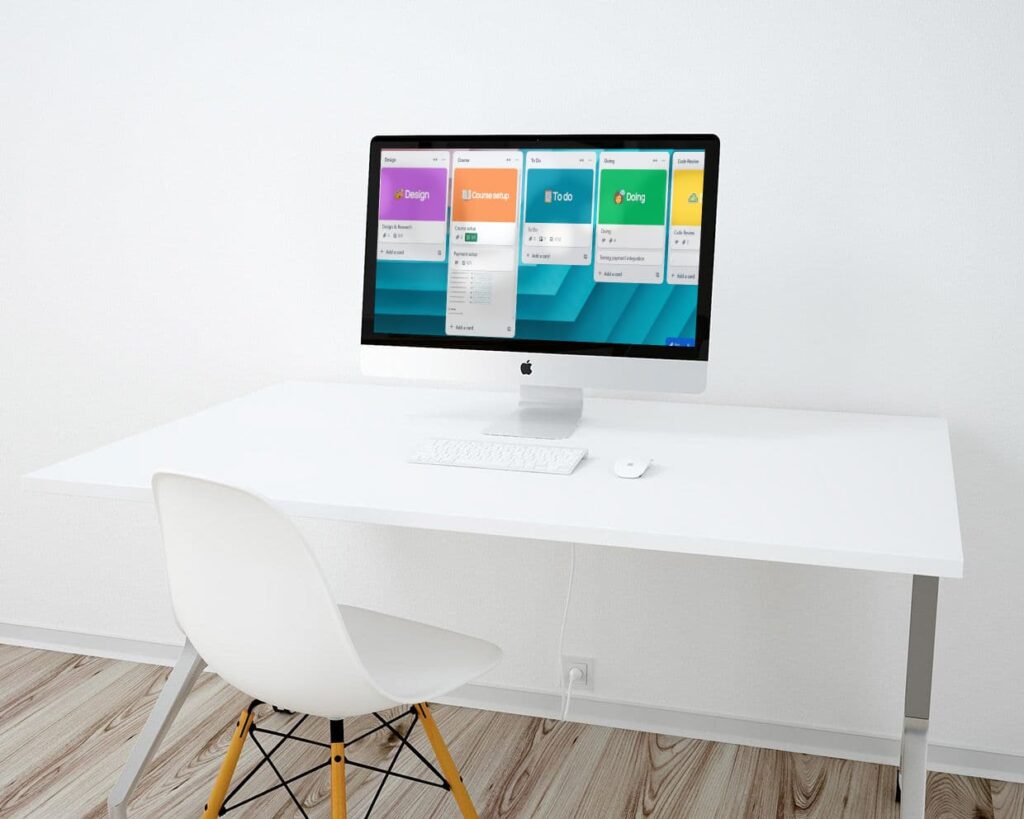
[3,622,1022,785]
[0,621,183,666]
[437,683,1024,785]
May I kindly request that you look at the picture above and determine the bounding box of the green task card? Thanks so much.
[597,168,668,226]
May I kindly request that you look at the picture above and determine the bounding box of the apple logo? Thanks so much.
[520,360,533,375]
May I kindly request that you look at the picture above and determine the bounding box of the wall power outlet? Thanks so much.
[561,656,594,691]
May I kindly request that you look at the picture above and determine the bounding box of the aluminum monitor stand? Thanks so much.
[483,385,583,440]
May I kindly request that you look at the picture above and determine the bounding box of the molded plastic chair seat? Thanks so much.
[152,472,499,818]
[339,604,501,705]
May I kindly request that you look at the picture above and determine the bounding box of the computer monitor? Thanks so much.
[361,134,720,438]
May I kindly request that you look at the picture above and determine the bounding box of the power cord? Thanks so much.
[562,666,583,721]
[556,542,577,720]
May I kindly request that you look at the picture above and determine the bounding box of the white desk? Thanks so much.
[24,381,963,818]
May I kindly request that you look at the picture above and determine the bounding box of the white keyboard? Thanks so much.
[409,437,587,475]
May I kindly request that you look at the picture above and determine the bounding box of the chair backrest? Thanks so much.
[152,472,392,718]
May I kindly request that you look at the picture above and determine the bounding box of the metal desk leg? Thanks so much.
[108,640,206,818]
[899,575,938,819]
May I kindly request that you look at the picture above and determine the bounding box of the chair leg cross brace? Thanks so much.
[217,711,327,816]
[373,709,447,787]
[363,712,419,818]
[200,703,478,818]
[248,729,311,818]
[222,714,312,807]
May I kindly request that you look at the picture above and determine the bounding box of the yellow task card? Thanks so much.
[671,169,704,227]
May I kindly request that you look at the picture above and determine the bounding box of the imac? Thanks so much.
[361,135,719,439]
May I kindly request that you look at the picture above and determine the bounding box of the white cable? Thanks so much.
[562,666,583,721]
[556,542,577,720]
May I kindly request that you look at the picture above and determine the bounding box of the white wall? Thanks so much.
[2,0,1023,758]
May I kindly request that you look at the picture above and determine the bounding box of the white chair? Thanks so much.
[152,472,502,818]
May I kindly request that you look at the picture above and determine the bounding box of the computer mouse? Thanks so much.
[613,457,652,479]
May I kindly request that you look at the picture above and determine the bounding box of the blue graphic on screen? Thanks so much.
[523,168,594,224]
[373,149,699,347]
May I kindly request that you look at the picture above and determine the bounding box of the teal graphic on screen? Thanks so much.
[523,169,593,224]
[373,148,700,347]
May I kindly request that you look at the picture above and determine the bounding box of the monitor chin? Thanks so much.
[360,344,707,395]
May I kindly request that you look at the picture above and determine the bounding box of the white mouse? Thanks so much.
[613,457,652,479]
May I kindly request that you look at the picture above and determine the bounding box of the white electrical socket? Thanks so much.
[562,656,594,691]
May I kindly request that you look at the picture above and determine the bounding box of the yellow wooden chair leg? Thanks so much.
[201,703,257,819]
[414,703,478,819]
[330,719,347,819]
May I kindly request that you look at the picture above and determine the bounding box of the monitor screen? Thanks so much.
[362,135,718,361]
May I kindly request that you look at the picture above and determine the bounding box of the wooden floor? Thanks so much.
[0,645,1021,818]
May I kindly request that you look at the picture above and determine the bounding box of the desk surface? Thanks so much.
[24,381,963,578]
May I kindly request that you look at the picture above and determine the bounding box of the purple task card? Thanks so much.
[378,166,448,221]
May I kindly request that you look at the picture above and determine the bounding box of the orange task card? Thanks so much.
[452,167,519,223]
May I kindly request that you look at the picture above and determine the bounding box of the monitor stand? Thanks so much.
[483,386,583,440]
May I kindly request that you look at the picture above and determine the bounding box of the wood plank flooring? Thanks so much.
[0,645,1020,818]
